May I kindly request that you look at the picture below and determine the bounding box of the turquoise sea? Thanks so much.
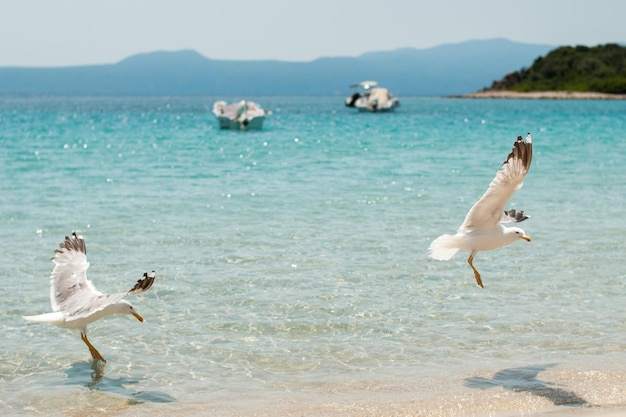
[1,96,625,416]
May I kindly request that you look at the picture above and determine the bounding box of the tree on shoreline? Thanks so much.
[486,44,626,94]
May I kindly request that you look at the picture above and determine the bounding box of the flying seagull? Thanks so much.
[428,133,533,287]
[24,232,155,362]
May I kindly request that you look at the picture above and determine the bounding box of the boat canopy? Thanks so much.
[350,81,378,89]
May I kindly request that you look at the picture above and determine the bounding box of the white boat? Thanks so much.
[212,100,266,130]
[345,81,400,112]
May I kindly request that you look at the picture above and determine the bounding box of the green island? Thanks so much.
[464,43,626,99]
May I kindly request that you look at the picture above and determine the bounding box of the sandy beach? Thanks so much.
[536,408,626,417]
[116,393,626,417]
[119,359,626,417]
[453,90,626,100]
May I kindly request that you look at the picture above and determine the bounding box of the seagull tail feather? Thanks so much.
[428,234,461,260]
[23,312,65,324]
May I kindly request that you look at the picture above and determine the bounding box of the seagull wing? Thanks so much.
[65,271,156,322]
[460,134,533,232]
[50,233,102,312]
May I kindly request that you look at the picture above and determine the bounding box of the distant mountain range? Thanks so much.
[0,39,555,96]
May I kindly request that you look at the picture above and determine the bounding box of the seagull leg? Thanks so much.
[80,332,106,363]
[467,254,484,288]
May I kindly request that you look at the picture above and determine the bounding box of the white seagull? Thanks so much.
[428,134,533,287]
[24,232,155,362]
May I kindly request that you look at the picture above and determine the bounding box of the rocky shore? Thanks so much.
[453,90,626,100]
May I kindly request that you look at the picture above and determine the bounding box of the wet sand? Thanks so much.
[538,407,626,417]
[117,397,626,417]
[451,90,626,100]
[44,356,626,417]
[111,362,626,417]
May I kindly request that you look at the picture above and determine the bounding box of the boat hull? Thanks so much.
[355,102,399,112]
[216,115,264,130]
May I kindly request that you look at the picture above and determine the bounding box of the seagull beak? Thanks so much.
[132,312,144,322]
[522,235,532,242]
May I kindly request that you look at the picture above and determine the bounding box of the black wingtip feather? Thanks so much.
[57,232,87,255]
[128,271,156,295]
[503,134,533,172]
[504,209,529,223]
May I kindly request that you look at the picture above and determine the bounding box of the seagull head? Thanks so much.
[117,300,144,322]
[509,227,532,243]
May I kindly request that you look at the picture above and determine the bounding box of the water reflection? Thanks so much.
[465,364,591,407]
[63,361,177,404]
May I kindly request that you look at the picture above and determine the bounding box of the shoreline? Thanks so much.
[126,356,626,417]
[450,90,626,100]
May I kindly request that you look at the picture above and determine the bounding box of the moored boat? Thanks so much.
[212,100,266,130]
[345,81,400,112]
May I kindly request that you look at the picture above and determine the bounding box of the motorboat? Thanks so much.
[345,81,400,112]
[212,100,266,130]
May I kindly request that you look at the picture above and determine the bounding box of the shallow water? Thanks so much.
[1,96,625,416]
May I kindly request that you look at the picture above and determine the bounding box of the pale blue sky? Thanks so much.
[1,0,624,67]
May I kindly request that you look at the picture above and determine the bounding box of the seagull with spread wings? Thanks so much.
[24,232,155,362]
[428,134,533,287]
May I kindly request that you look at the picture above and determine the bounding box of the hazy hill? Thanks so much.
[486,43,626,93]
[0,39,554,96]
